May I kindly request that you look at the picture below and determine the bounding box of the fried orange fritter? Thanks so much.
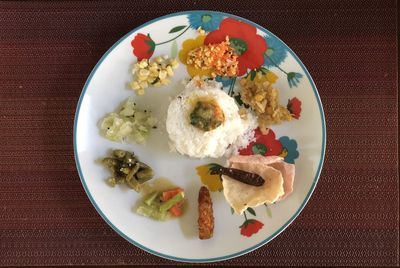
[198,186,214,240]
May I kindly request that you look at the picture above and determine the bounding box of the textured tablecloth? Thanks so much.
[0,0,398,266]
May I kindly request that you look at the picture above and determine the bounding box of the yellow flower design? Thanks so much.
[196,164,223,192]
[179,35,212,77]
[264,70,279,84]
[246,70,279,84]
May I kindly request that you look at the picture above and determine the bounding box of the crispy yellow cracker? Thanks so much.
[222,157,284,214]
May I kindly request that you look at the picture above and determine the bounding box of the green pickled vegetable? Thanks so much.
[113,149,127,159]
[102,158,120,171]
[106,176,125,187]
[136,169,154,184]
[101,149,154,192]
[119,167,131,175]
[126,164,141,192]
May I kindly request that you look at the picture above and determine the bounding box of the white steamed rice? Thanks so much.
[166,77,257,158]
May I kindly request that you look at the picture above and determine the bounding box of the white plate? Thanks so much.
[74,11,326,263]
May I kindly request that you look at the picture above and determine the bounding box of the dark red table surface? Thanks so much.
[0,0,398,266]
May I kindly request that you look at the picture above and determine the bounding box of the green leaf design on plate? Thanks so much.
[145,34,156,51]
[250,70,257,81]
[208,163,223,173]
[230,37,248,55]
[170,40,178,58]
[246,207,256,216]
[252,143,267,155]
[169,25,187,34]
[231,207,234,214]
[234,94,250,108]
[258,66,269,74]
[234,94,244,106]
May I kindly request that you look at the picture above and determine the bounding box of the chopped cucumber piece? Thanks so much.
[144,191,160,206]
[100,98,157,144]
[159,192,185,212]
[137,205,167,221]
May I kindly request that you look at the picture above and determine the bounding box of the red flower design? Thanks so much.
[131,33,155,60]
[287,97,302,119]
[239,128,283,156]
[204,18,267,76]
[240,219,264,237]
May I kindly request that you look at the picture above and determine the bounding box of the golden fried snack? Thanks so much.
[198,186,214,240]
[187,37,239,77]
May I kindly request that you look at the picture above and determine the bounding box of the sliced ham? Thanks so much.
[222,155,295,214]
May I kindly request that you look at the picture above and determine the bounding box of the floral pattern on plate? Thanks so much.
[74,10,325,261]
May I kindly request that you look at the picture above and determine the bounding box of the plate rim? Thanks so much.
[73,10,326,263]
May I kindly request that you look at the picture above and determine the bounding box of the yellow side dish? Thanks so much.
[240,71,292,134]
[130,56,179,95]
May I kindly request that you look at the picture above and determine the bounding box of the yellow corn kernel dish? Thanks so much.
[130,56,180,95]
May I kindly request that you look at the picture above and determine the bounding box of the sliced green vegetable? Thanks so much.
[159,192,184,212]
[123,152,136,164]
[136,169,154,183]
[144,191,160,206]
[101,149,154,191]
[137,205,167,221]
[106,176,125,187]
[102,158,120,171]
[106,177,117,187]
[126,179,141,192]
[113,150,126,159]
[125,164,141,192]
[119,167,131,175]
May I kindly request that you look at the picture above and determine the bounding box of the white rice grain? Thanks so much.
[166,77,257,158]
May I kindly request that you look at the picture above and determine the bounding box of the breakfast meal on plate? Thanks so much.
[166,77,257,158]
[198,186,214,240]
[100,98,157,144]
[221,155,295,214]
[136,187,186,221]
[130,56,179,95]
[101,149,154,192]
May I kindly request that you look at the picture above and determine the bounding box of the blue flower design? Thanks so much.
[264,35,288,68]
[188,12,223,32]
[287,72,303,88]
[278,136,299,164]
[215,76,233,87]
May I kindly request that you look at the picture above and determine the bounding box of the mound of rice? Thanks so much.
[166,77,257,158]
